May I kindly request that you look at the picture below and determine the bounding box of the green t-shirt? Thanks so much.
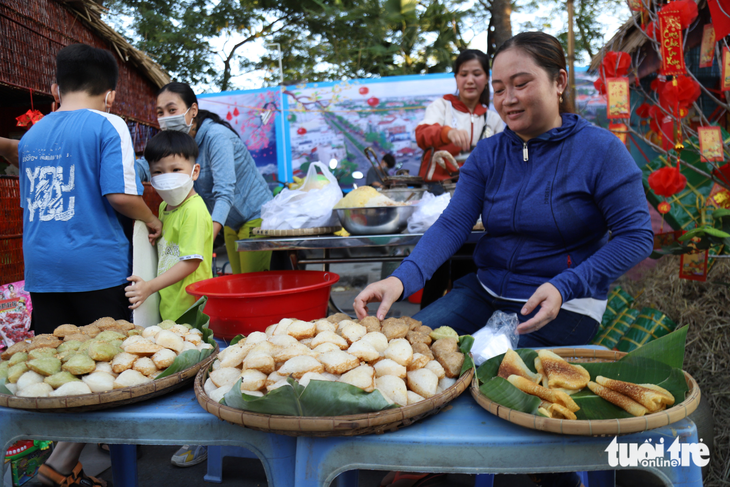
[157,194,213,321]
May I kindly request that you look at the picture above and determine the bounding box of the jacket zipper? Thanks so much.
[523,142,528,161]
[567,254,572,268]
[500,140,530,295]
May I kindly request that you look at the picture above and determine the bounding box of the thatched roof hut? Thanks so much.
[590,0,711,80]
[0,0,169,152]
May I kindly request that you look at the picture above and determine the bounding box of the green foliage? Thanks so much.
[106,0,474,90]
[156,297,216,380]
[475,327,689,420]
[516,0,627,63]
[222,376,398,416]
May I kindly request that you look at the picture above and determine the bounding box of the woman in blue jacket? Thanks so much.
[155,82,273,274]
[355,32,654,349]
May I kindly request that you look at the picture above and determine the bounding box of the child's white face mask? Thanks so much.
[151,167,195,207]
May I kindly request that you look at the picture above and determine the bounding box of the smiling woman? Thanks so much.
[354,30,654,380]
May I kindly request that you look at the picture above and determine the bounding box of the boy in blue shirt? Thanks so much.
[19,43,161,487]
[125,130,213,321]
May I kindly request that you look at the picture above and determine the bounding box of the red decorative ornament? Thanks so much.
[657,201,671,214]
[593,52,632,95]
[359,87,369,95]
[660,0,698,29]
[644,21,657,39]
[297,127,307,135]
[714,163,730,186]
[233,107,240,117]
[648,166,687,197]
[311,147,317,153]
[226,112,233,121]
[15,109,44,128]
[367,97,379,107]
[635,103,652,118]
[659,76,700,117]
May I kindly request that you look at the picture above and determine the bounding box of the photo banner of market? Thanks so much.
[198,70,606,189]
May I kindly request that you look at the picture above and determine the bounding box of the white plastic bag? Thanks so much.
[471,311,520,366]
[261,162,344,230]
[406,192,451,233]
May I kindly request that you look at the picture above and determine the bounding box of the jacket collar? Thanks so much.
[444,94,488,116]
[503,113,584,144]
[194,118,212,145]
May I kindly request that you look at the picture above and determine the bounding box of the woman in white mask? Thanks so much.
[155,82,273,277]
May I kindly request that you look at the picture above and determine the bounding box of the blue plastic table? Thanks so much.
[0,387,297,487]
[293,394,703,487]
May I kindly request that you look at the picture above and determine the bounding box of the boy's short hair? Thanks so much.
[382,153,396,169]
[145,131,199,165]
[56,44,119,96]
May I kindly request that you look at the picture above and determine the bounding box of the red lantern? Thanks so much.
[635,103,652,118]
[367,97,379,107]
[15,109,43,128]
[594,52,631,95]
[226,112,233,121]
[233,107,240,117]
[359,87,369,95]
[644,21,657,39]
[648,166,687,197]
[659,76,700,117]
[297,127,307,135]
[657,202,671,214]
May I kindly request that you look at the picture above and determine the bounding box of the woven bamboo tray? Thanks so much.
[0,345,218,413]
[195,364,474,436]
[470,347,701,436]
[251,226,342,237]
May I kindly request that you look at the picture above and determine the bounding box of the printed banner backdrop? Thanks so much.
[197,69,605,189]
[284,73,453,186]
[198,88,283,185]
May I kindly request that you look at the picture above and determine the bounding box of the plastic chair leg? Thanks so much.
[332,470,359,487]
[204,446,224,483]
[474,474,495,487]
[108,444,138,487]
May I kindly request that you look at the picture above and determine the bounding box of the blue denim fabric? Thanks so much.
[412,273,599,348]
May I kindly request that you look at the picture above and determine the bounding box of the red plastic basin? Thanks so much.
[186,271,340,340]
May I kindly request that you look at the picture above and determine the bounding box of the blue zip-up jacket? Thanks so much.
[194,119,273,230]
[393,114,654,307]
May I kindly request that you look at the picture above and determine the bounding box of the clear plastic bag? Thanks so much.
[406,192,451,233]
[471,311,520,366]
[261,162,344,230]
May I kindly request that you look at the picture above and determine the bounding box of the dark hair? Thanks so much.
[56,44,118,96]
[158,82,238,135]
[382,153,396,169]
[453,49,491,106]
[493,32,574,114]
[144,131,199,165]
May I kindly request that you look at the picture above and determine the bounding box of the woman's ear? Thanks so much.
[190,102,199,120]
[556,69,569,97]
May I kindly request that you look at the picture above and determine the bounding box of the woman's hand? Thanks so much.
[447,129,471,151]
[125,275,154,310]
[353,277,404,320]
[516,283,563,335]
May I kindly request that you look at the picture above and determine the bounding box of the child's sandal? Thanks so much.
[38,461,109,487]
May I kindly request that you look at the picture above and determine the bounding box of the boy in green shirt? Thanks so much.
[126,131,213,321]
